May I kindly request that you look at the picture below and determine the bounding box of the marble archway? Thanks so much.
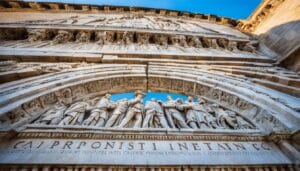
[0,63,297,135]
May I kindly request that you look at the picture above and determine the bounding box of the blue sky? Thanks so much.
[111,92,187,103]
[26,0,261,19]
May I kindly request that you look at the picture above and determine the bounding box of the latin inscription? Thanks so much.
[12,140,271,151]
[0,139,291,165]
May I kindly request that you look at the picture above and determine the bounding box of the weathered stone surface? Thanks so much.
[0,0,299,168]
[0,139,291,165]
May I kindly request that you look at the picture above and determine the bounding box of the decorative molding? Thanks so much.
[0,165,298,170]
[0,127,292,142]
[0,1,239,27]
[0,28,258,53]
[238,0,286,32]
[0,129,287,142]
[0,74,291,134]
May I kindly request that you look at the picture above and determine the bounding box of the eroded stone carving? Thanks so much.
[58,101,90,125]
[185,97,211,129]
[170,35,188,47]
[228,41,239,51]
[27,29,54,42]
[29,91,258,130]
[104,99,129,127]
[137,33,150,45]
[52,30,74,44]
[143,98,169,128]
[153,34,168,47]
[2,107,30,126]
[76,31,91,42]
[38,104,67,125]
[83,94,114,127]
[187,36,202,48]
[7,25,257,53]
[118,91,145,128]
[163,96,190,128]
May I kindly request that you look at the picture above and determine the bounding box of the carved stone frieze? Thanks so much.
[27,90,257,131]
[0,0,298,167]
[148,77,289,133]
[22,98,44,115]
[27,29,54,42]
[186,36,203,48]
[0,28,27,40]
[75,30,92,43]
[0,28,258,53]
[52,30,74,44]
[0,107,30,128]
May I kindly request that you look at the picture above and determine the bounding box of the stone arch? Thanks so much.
[0,63,298,134]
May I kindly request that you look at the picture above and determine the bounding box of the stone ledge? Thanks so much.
[0,129,270,142]
[0,1,239,27]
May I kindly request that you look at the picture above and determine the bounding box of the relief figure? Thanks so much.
[83,94,115,127]
[38,104,67,125]
[163,96,190,128]
[184,97,210,129]
[58,101,90,125]
[104,99,128,127]
[143,98,170,128]
[118,91,145,128]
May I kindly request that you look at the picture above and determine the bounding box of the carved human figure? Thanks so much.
[201,37,212,48]
[95,31,106,45]
[170,35,188,47]
[116,32,124,45]
[237,115,255,129]
[187,36,202,48]
[211,39,219,49]
[243,42,256,52]
[104,99,129,127]
[184,97,210,129]
[38,89,73,125]
[106,31,116,43]
[118,91,145,128]
[217,38,228,49]
[205,104,222,129]
[83,94,115,127]
[137,33,150,45]
[163,96,189,129]
[228,41,239,51]
[27,29,53,42]
[76,31,91,42]
[122,31,134,45]
[38,105,67,125]
[142,98,170,128]
[153,34,168,47]
[58,101,90,125]
[217,109,239,129]
[6,107,31,125]
[52,30,73,44]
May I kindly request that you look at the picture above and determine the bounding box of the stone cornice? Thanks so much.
[0,0,240,27]
[238,0,285,32]
[0,27,259,55]
[0,129,292,142]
